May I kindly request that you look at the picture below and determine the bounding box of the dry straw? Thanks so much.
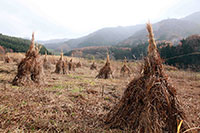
[4,53,12,63]
[90,61,97,70]
[120,57,131,77]
[76,61,82,68]
[104,23,188,132]
[96,52,113,79]
[43,51,52,70]
[68,59,75,71]
[55,51,68,74]
[12,32,44,86]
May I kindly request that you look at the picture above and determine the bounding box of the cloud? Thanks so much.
[0,0,74,40]
[0,0,199,40]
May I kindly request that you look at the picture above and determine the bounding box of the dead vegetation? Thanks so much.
[43,51,52,70]
[90,61,97,70]
[120,57,131,77]
[0,28,199,132]
[0,51,199,132]
[12,33,44,86]
[55,52,68,74]
[96,53,113,79]
[49,55,57,65]
[9,53,24,65]
[4,54,12,63]
[76,61,82,68]
[104,23,189,133]
[68,59,75,71]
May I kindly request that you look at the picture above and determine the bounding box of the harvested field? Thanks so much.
[0,56,199,132]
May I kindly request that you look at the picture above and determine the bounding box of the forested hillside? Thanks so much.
[130,35,200,70]
[0,33,49,54]
[66,34,200,71]
[160,35,200,70]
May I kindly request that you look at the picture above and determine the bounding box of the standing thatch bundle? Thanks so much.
[68,59,75,71]
[43,51,52,70]
[0,46,5,61]
[104,23,188,132]
[4,54,12,63]
[55,52,67,74]
[120,57,131,77]
[12,33,44,86]
[90,62,97,70]
[96,53,113,79]
[76,61,82,68]
[49,55,57,65]
[44,51,48,62]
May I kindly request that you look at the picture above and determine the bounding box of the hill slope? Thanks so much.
[58,25,144,51]
[38,38,69,50]
[182,11,200,25]
[118,12,200,47]
[0,33,49,54]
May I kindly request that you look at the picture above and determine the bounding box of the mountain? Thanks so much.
[0,33,49,54]
[58,25,144,51]
[37,38,69,50]
[47,11,200,51]
[38,38,69,44]
[181,11,200,25]
[118,12,200,47]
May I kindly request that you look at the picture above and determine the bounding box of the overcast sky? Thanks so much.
[0,0,200,40]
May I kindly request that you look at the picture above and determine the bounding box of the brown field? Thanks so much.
[0,53,199,132]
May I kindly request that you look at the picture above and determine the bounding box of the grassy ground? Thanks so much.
[0,54,199,132]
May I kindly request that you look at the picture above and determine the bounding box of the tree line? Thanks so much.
[65,34,200,71]
[0,33,50,54]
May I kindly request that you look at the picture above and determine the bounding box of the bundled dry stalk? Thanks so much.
[96,53,113,79]
[68,59,75,71]
[55,52,67,74]
[12,33,44,86]
[120,57,131,77]
[104,23,188,132]
[44,51,48,62]
[50,54,57,65]
[90,62,97,70]
[76,61,82,68]
[4,53,12,63]
[43,51,52,70]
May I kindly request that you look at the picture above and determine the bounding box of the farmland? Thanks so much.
[0,54,199,132]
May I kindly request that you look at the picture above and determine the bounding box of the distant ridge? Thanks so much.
[42,11,200,51]
[181,11,200,25]
[38,38,69,44]
[57,25,144,51]
[118,16,200,47]
[37,38,69,50]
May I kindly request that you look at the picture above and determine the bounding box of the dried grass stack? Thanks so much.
[4,54,12,63]
[90,62,97,70]
[43,51,52,70]
[12,33,44,86]
[120,57,131,77]
[104,23,188,132]
[68,59,75,71]
[50,55,57,65]
[96,53,113,79]
[76,61,82,68]
[55,52,67,74]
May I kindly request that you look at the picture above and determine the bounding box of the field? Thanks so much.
[0,54,199,132]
